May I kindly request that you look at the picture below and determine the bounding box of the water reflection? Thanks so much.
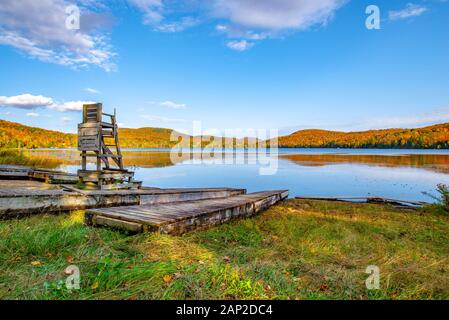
[280,153,449,174]
[26,149,449,174]
[25,149,176,168]
[25,148,449,201]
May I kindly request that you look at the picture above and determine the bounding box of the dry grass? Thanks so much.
[0,200,448,300]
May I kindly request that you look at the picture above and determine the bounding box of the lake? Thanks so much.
[27,148,449,202]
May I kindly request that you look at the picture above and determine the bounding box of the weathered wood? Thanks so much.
[78,153,123,158]
[29,170,78,184]
[78,122,102,129]
[78,170,133,178]
[101,122,114,128]
[78,103,129,188]
[0,166,78,184]
[83,103,102,122]
[91,215,143,233]
[79,127,100,136]
[0,181,247,218]
[0,165,31,179]
[86,190,288,235]
[100,181,142,190]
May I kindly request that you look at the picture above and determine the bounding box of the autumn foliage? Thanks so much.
[276,124,449,149]
[1,119,448,149]
[0,119,76,148]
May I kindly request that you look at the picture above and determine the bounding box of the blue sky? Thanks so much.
[0,0,448,135]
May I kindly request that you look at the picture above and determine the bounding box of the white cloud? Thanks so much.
[0,111,15,116]
[389,3,428,21]
[85,87,100,94]
[360,108,449,129]
[213,0,346,30]
[0,0,116,71]
[217,24,268,41]
[0,94,54,109]
[216,24,228,31]
[155,17,199,32]
[129,0,347,51]
[26,112,40,117]
[0,93,94,112]
[61,116,72,122]
[160,100,187,109]
[128,0,164,25]
[48,100,96,112]
[226,40,254,51]
[118,0,353,53]
[142,114,185,122]
[128,0,199,32]
[279,107,449,134]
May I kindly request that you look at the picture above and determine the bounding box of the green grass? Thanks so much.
[0,200,448,300]
[0,149,62,168]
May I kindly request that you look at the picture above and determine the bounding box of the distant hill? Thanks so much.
[118,127,188,148]
[0,119,448,149]
[0,120,186,149]
[0,119,76,148]
[276,123,449,149]
[0,120,251,149]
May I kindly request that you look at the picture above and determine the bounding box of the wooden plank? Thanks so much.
[0,171,29,178]
[79,138,99,143]
[101,132,114,137]
[94,210,166,224]
[93,215,143,233]
[79,141,99,146]
[101,122,114,128]
[80,154,122,158]
[87,190,288,234]
[79,128,100,136]
[100,181,141,190]
[78,123,101,128]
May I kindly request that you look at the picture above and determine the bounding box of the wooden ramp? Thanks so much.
[85,190,288,235]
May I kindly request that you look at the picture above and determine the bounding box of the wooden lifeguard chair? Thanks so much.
[77,103,141,189]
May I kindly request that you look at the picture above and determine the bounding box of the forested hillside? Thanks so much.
[0,120,76,148]
[0,120,185,149]
[1,119,448,149]
[276,124,449,149]
[0,120,251,149]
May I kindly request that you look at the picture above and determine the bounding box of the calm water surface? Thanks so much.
[28,148,449,202]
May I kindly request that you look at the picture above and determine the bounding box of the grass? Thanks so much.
[0,149,62,169]
[0,200,448,300]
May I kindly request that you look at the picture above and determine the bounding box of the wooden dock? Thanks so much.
[0,165,31,179]
[0,165,78,184]
[0,181,247,218]
[85,190,288,235]
[28,169,78,184]
[0,164,289,234]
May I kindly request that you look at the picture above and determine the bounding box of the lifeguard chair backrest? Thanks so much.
[83,103,102,123]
